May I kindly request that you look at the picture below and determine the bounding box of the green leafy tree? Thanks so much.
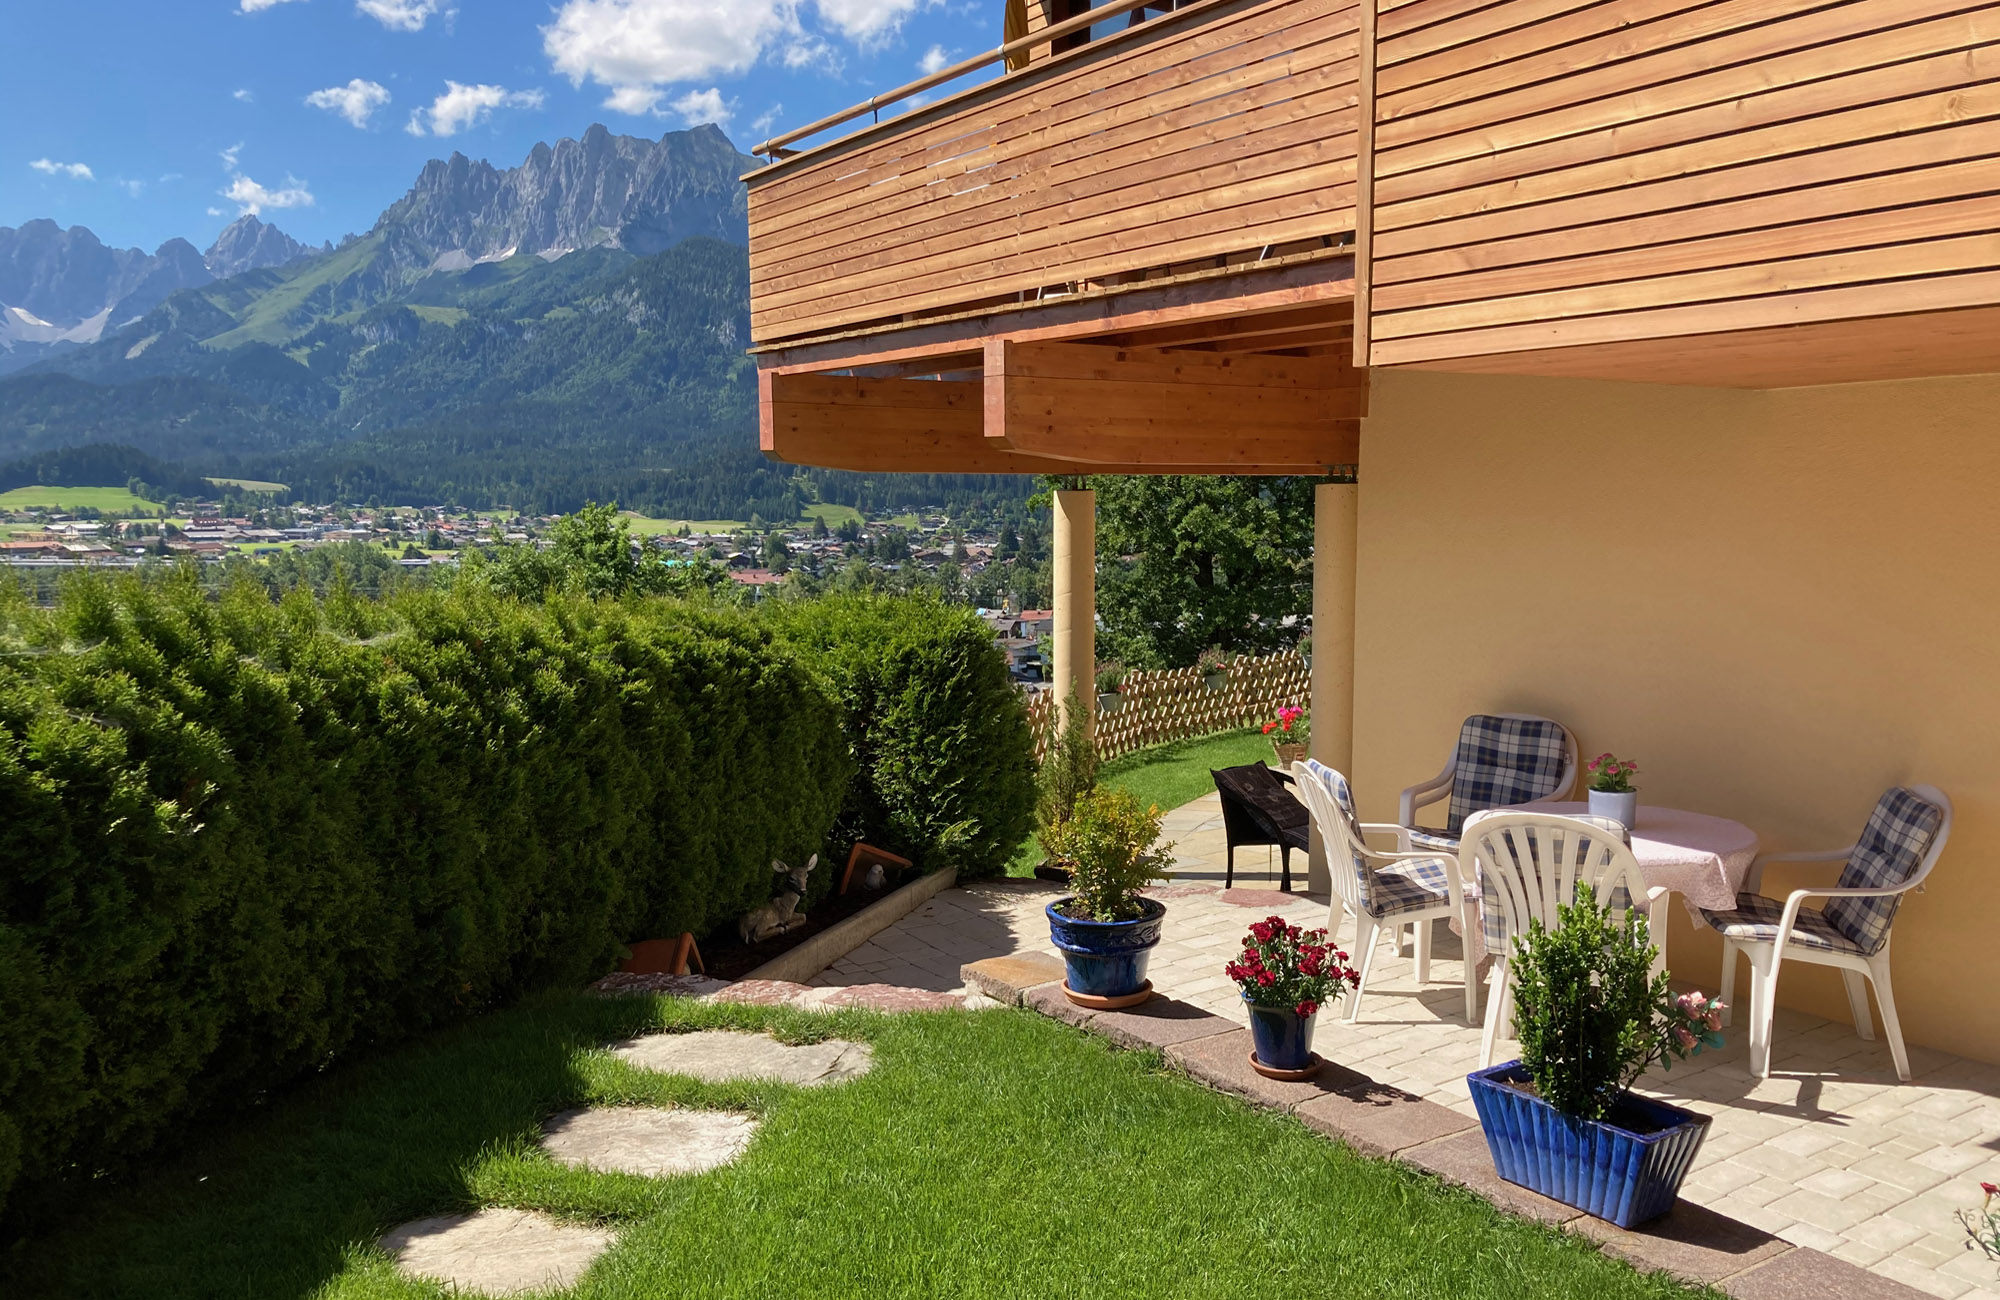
[1089,475,1315,669]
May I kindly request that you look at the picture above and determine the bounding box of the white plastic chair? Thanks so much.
[1705,786,1951,1082]
[1462,810,1649,1068]
[1290,760,1472,1022]
[1398,713,1579,855]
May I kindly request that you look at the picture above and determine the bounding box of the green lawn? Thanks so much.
[0,485,166,513]
[206,476,289,493]
[800,502,863,529]
[1010,728,1279,874]
[7,995,1705,1300]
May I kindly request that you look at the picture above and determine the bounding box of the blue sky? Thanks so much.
[3,0,997,254]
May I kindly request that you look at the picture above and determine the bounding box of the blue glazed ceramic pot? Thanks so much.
[1245,999,1317,1071]
[1467,1061,1710,1228]
[1046,896,1166,998]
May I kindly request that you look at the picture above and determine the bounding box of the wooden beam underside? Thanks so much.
[761,372,1335,475]
[986,340,1362,468]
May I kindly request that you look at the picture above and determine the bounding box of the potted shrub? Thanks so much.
[1095,661,1127,714]
[1031,686,1098,883]
[1263,704,1309,766]
[1586,752,1640,829]
[1045,786,1176,1008]
[1198,647,1230,690]
[1226,916,1359,1080]
[1468,886,1726,1228]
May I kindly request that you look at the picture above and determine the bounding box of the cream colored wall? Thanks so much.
[1352,368,2000,1064]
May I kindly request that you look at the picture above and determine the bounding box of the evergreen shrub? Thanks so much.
[765,593,1035,878]
[0,571,848,1218]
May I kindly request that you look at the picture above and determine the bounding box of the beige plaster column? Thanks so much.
[1051,486,1097,737]
[1307,477,1358,894]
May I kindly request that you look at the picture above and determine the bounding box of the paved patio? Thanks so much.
[809,792,2000,1300]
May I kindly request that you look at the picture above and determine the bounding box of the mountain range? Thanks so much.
[0,125,1005,519]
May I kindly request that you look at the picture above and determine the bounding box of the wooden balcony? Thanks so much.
[1355,0,2000,387]
[746,0,1364,348]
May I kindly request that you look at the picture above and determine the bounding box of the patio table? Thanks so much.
[1452,801,1759,974]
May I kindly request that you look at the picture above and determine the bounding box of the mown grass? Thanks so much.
[6,996,1713,1300]
[1009,728,1278,874]
[0,485,165,513]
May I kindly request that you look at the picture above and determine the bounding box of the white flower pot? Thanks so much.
[1588,789,1638,829]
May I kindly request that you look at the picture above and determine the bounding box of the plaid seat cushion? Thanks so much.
[1699,893,1865,956]
[1445,715,1571,834]
[1407,826,1458,853]
[1303,759,1454,922]
[1374,856,1457,919]
[1822,787,1944,956]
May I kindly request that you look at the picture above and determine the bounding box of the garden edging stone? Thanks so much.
[741,867,959,985]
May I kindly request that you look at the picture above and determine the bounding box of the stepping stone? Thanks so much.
[380,1208,613,1296]
[589,972,733,998]
[540,1106,757,1177]
[607,1029,873,1086]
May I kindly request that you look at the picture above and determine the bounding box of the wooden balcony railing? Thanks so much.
[1357,0,2000,386]
[747,0,1362,347]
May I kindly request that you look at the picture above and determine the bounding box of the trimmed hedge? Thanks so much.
[766,594,1035,878]
[0,572,849,1218]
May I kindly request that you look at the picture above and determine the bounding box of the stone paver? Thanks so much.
[540,1106,757,1177]
[609,1029,874,1087]
[380,1208,614,1296]
[805,789,2000,1300]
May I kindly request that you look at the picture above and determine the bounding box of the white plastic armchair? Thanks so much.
[1461,811,1648,1068]
[1398,713,1580,843]
[1713,785,1952,1082]
[1289,761,1473,1022]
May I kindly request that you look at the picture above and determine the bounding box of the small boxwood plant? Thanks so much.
[1510,885,1725,1121]
[1050,787,1175,922]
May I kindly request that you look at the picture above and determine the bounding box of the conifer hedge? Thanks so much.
[766,594,1036,878]
[0,572,849,1217]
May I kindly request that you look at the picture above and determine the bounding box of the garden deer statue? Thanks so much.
[738,854,819,943]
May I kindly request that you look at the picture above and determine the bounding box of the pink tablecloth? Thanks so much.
[1452,802,1759,965]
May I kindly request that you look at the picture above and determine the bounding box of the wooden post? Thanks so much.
[1052,486,1097,741]
[1308,477,1358,895]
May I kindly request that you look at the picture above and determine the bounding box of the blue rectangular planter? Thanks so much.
[1467,1061,1710,1228]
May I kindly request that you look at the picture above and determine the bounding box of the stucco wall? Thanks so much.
[1351,368,2000,1064]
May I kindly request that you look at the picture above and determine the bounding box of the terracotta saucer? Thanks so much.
[1248,1051,1324,1081]
[1062,980,1154,1010]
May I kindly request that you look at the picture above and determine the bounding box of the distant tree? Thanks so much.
[763,531,791,574]
[812,515,830,540]
[1088,476,1314,669]
[996,523,1019,559]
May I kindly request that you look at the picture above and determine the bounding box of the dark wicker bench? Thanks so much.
[1211,762,1311,891]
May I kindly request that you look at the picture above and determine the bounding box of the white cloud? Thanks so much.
[307,79,392,128]
[356,0,447,30]
[234,88,255,102]
[669,87,733,128]
[225,173,315,215]
[816,0,933,43]
[544,0,798,110]
[220,142,244,170]
[29,159,93,179]
[208,206,225,216]
[117,179,147,196]
[602,84,664,115]
[238,0,307,12]
[405,82,545,137]
[918,44,949,75]
[750,103,783,136]
[160,172,185,182]
[782,37,841,74]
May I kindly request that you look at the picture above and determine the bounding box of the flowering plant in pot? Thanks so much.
[1226,916,1358,1079]
[1263,705,1309,765]
[1468,885,1726,1228]
[1197,647,1230,689]
[1585,752,1641,829]
[1045,787,1176,1009]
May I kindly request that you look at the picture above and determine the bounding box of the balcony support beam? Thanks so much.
[1306,477,1359,895]
[1052,487,1097,743]
[984,340,1362,471]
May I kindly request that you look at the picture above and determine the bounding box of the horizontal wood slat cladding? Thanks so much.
[747,0,1361,345]
[1361,0,2000,382]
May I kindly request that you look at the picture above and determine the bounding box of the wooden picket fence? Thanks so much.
[1024,650,1310,762]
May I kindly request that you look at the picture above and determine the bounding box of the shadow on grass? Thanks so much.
[4,994,834,1300]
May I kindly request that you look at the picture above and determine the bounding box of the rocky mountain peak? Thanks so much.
[204,215,314,278]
